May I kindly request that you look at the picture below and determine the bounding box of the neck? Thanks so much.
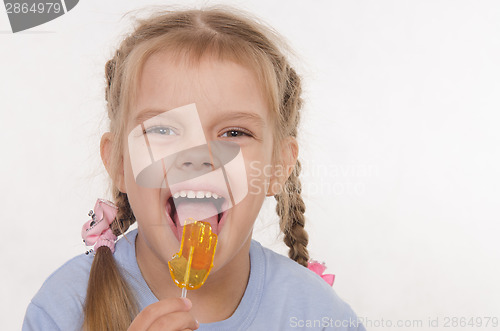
[135,232,251,323]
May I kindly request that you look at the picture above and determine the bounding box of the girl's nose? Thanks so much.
[174,145,214,171]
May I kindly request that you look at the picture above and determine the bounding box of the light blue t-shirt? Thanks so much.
[23,229,365,330]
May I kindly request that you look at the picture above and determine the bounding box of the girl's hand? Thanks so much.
[128,297,199,331]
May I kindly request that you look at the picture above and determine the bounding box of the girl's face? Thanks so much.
[119,51,281,272]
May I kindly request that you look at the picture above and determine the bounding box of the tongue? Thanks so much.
[173,201,219,236]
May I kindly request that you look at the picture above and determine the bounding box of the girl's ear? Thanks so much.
[100,132,127,193]
[266,137,299,196]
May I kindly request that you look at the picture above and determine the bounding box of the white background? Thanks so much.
[1,1,499,330]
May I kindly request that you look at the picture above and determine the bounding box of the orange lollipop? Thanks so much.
[168,219,218,296]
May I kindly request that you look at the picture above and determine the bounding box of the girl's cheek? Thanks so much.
[221,146,250,205]
[245,160,273,196]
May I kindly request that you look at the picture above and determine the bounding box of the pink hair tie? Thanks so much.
[308,260,335,286]
[81,199,118,254]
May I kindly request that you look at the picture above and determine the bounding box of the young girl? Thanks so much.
[23,7,365,331]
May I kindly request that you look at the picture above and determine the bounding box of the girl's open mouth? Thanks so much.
[165,189,229,241]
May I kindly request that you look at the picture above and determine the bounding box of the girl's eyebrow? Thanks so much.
[133,108,168,125]
[219,111,266,127]
[134,109,266,127]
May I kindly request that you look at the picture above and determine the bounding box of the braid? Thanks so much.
[104,53,121,119]
[282,65,302,137]
[104,58,115,94]
[276,160,309,267]
[110,190,136,237]
[84,28,140,331]
[273,61,309,267]
[83,191,138,331]
[105,48,137,237]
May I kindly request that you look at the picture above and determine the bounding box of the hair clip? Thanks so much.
[307,260,335,286]
[81,199,118,254]
[88,209,97,227]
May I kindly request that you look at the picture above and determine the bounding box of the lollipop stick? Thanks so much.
[180,245,194,299]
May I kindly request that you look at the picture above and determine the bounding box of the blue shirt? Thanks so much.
[23,229,365,330]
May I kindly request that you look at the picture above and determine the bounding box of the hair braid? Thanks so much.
[83,40,139,331]
[110,190,136,236]
[276,160,309,267]
[274,64,309,267]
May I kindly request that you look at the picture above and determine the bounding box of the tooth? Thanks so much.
[187,190,195,198]
[212,193,219,199]
[180,191,187,197]
[205,192,212,198]
[196,191,205,198]
[173,192,180,198]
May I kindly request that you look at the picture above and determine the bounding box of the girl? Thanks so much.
[23,7,365,331]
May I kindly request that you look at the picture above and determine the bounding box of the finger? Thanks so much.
[148,312,199,331]
[129,298,192,331]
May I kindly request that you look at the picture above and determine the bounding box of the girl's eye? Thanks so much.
[144,126,177,136]
[220,128,253,138]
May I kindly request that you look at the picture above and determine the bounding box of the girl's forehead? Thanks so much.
[129,51,271,126]
[139,52,260,97]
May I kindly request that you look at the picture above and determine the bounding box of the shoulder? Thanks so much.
[24,253,93,330]
[24,230,138,331]
[252,241,364,330]
[32,253,94,305]
[255,241,334,298]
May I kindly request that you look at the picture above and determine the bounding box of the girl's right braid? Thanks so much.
[83,38,140,331]
[104,44,138,236]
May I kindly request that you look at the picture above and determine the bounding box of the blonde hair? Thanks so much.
[84,7,309,330]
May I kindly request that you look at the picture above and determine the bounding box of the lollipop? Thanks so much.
[169,219,218,297]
